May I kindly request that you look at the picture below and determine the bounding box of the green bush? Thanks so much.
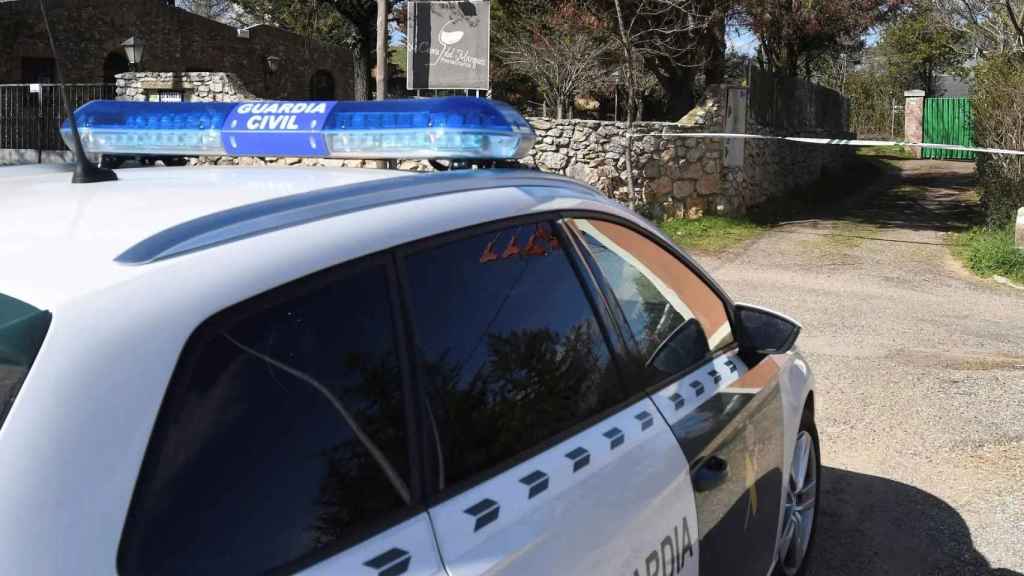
[954,225,1024,284]
[846,70,904,139]
[973,55,1024,226]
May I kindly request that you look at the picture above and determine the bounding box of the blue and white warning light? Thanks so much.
[61,97,536,160]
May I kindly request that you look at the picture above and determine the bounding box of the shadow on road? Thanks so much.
[806,467,1021,576]
[837,161,985,234]
[752,158,986,237]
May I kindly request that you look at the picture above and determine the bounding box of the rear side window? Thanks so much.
[0,293,51,431]
[405,221,624,490]
[120,261,414,575]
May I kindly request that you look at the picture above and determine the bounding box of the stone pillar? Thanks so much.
[904,90,925,159]
[1016,207,1024,251]
[723,86,747,169]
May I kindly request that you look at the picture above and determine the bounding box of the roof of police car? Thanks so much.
[0,163,612,310]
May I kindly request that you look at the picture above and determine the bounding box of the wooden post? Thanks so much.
[1016,208,1024,252]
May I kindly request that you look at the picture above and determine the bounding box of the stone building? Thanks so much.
[0,0,353,101]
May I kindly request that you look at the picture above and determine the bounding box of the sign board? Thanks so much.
[220,101,336,157]
[29,83,40,94]
[158,91,183,103]
[407,1,490,90]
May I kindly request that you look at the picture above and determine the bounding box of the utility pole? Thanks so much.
[376,0,388,100]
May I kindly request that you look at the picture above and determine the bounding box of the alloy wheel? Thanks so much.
[778,430,818,575]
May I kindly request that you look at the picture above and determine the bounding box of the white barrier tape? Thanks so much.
[632,132,1024,156]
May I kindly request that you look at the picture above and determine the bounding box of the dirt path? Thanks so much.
[700,160,1024,574]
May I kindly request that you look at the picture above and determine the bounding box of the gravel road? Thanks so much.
[699,159,1024,575]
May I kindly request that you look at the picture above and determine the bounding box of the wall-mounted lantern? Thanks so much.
[122,36,144,71]
[265,55,281,75]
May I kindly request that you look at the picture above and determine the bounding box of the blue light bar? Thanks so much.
[61,101,233,157]
[62,97,536,161]
[321,97,535,159]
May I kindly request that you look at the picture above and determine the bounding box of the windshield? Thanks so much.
[0,293,51,432]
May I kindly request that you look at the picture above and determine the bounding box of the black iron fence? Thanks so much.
[0,83,115,151]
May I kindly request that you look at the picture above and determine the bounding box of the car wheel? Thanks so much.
[776,414,820,576]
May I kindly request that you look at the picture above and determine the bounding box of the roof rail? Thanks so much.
[115,170,599,266]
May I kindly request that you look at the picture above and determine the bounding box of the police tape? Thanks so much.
[632,132,1024,156]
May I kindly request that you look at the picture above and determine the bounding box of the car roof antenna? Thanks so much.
[38,0,117,184]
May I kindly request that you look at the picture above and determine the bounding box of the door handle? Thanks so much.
[693,456,729,492]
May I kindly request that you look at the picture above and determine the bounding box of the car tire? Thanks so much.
[775,411,820,576]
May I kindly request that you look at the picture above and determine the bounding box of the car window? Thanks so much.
[0,293,51,432]
[405,221,624,490]
[567,218,733,382]
[119,261,413,576]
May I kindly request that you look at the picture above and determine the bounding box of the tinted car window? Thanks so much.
[120,262,412,575]
[568,219,733,381]
[406,221,622,489]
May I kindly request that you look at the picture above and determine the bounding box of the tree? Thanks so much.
[736,0,901,77]
[600,0,714,120]
[499,2,615,119]
[877,6,968,94]
[844,63,906,138]
[602,0,710,206]
[927,0,1024,55]
[176,0,241,24]
[235,0,398,100]
[375,0,388,100]
[974,54,1024,224]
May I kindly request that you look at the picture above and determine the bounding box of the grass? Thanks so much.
[658,152,896,254]
[659,216,766,253]
[953,224,1024,284]
[855,144,916,160]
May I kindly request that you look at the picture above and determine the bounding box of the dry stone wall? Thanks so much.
[724,125,850,211]
[522,84,851,218]
[115,72,255,103]
[522,119,727,219]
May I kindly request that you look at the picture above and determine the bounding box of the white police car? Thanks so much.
[0,97,818,576]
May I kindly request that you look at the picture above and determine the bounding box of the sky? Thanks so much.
[726,27,882,59]
[726,29,759,55]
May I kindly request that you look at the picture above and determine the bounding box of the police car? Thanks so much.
[0,97,818,576]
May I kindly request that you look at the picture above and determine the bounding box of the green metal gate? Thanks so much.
[922,97,974,160]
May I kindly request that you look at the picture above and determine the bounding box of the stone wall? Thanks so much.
[520,84,851,218]
[115,72,256,102]
[523,119,725,219]
[0,0,353,101]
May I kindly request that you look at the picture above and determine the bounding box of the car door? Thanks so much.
[117,256,445,576]
[564,217,784,576]
[399,218,700,576]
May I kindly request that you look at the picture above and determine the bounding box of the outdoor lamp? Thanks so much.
[122,37,144,69]
[265,55,281,74]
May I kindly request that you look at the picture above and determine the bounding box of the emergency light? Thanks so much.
[60,97,536,160]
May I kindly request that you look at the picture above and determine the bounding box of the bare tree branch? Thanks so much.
[1006,0,1024,46]
[499,1,615,119]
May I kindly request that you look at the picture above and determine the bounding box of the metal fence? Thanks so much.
[748,69,849,134]
[0,83,115,151]
[923,97,975,161]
